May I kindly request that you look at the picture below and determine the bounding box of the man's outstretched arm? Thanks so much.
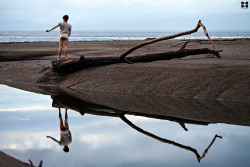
[46,23,60,32]
[47,136,59,143]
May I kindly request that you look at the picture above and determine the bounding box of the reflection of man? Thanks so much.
[47,108,72,152]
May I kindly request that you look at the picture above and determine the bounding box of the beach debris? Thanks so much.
[52,20,222,75]
[144,37,157,41]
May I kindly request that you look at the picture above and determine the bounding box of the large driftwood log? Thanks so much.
[53,41,221,74]
[52,20,222,75]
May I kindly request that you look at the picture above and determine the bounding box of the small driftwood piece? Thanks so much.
[52,20,222,75]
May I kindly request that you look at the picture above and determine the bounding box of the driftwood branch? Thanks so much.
[199,22,218,51]
[119,20,201,60]
[119,20,220,60]
[52,20,222,75]
[120,115,222,162]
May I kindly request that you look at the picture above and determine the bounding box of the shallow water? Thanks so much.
[0,84,250,167]
[1,30,250,42]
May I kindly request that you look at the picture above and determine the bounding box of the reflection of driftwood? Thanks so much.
[179,122,188,131]
[29,160,43,167]
[120,115,222,162]
[52,20,222,75]
[52,94,221,162]
[52,94,209,126]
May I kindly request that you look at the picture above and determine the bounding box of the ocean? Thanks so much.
[0,30,250,42]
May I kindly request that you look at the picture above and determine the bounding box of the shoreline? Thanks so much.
[1,37,250,44]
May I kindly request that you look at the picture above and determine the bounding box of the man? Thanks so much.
[46,15,71,61]
[47,108,72,152]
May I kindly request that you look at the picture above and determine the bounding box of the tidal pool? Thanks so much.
[0,84,250,167]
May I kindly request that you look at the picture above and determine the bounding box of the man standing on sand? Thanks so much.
[47,108,72,152]
[46,15,71,61]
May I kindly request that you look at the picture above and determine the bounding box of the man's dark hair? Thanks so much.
[63,146,69,152]
[63,15,69,21]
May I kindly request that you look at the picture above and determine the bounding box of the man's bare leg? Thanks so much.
[58,108,64,130]
[64,108,69,130]
[64,39,68,60]
[58,38,64,61]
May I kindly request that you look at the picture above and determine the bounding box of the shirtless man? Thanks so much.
[46,15,71,61]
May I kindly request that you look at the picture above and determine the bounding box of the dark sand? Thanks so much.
[0,39,250,102]
[0,151,32,167]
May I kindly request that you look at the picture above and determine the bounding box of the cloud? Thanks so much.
[77,133,123,149]
[1,112,250,167]
[126,115,159,123]
[61,0,244,16]
[0,107,52,112]
[0,131,55,150]
[1,0,249,30]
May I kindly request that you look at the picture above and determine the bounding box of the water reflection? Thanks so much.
[51,94,222,162]
[47,108,72,153]
[120,115,222,162]
[1,84,250,167]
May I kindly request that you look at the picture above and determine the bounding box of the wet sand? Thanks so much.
[0,39,250,102]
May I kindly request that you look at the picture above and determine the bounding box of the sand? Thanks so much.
[0,39,250,102]
[0,151,32,167]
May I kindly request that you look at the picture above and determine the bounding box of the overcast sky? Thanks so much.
[1,0,250,30]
